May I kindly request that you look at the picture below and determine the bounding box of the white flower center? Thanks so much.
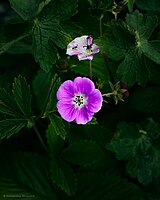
[72,92,88,109]
[83,44,93,54]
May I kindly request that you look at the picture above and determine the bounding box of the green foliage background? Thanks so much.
[0,0,160,199]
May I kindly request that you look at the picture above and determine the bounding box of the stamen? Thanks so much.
[72,92,88,109]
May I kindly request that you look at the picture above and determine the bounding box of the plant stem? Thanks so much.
[0,34,29,55]
[33,124,48,152]
[114,13,118,21]
[104,55,114,83]
[99,14,104,37]
[89,60,92,80]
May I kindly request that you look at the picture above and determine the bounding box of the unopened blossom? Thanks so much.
[56,77,103,124]
[66,35,100,61]
[103,81,129,104]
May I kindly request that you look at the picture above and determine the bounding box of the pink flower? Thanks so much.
[56,77,103,124]
[66,35,100,61]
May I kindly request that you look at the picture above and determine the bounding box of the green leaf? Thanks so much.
[127,148,160,185]
[45,76,61,112]
[70,53,110,82]
[0,178,42,200]
[0,88,20,118]
[0,34,29,56]
[116,49,149,86]
[107,120,160,185]
[107,122,140,160]
[49,113,68,140]
[0,119,27,139]
[46,123,77,196]
[0,75,32,139]
[39,0,78,21]
[50,158,77,196]
[143,118,160,139]
[33,70,60,111]
[71,170,143,200]
[46,123,65,154]
[125,0,135,13]
[0,152,56,199]
[126,10,158,40]
[62,140,103,166]
[101,11,159,86]
[135,0,160,14]
[13,75,32,117]
[97,22,134,61]
[32,0,78,72]
[88,0,114,17]
[141,40,160,65]
[9,0,40,20]
[70,123,110,149]
[98,23,148,86]
[130,86,160,113]
[32,21,58,72]
[7,41,32,55]
[125,11,160,64]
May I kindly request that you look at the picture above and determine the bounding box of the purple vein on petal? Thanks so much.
[75,107,94,124]
[57,100,77,122]
[56,80,75,100]
[74,77,95,96]
[86,89,103,113]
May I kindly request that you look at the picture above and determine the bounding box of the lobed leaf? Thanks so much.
[0,152,56,199]
[71,170,143,200]
[135,0,160,14]
[46,123,77,196]
[32,0,78,72]
[9,0,41,20]
[62,140,103,166]
[108,120,160,185]
[126,10,158,40]
[70,53,110,82]
[116,49,149,86]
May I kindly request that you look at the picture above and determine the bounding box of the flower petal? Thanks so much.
[74,77,95,96]
[57,100,78,122]
[91,44,100,54]
[56,80,75,100]
[66,40,82,56]
[87,36,93,46]
[86,89,103,113]
[66,36,89,56]
[74,35,89,47]
[78,54,93,61]
[75,107,94,124]
[66,48,81,56]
